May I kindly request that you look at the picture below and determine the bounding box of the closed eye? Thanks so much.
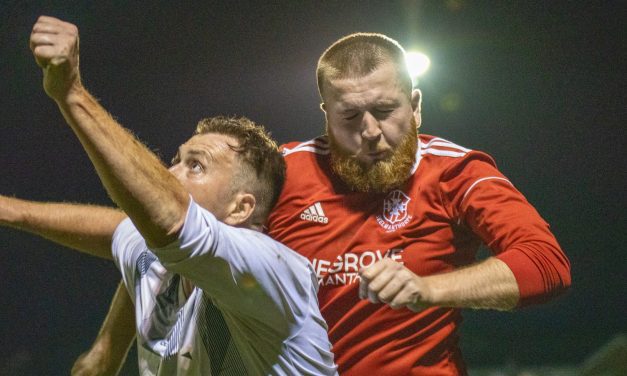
[344,112,359,120]
[373,108,394,120]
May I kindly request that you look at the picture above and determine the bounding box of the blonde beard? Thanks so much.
[328,120,418,193]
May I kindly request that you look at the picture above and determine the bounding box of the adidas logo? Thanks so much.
[300,202,329,224]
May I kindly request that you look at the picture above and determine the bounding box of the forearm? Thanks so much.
[0,195,125,259]
[72,280,136,375]
[55,87,188,247]
[92,281,136,367]
[31,16,187,247]
[424,257,519,311]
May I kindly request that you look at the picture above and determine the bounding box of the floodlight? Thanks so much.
[405,51,431,79]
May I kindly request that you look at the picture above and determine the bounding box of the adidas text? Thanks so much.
[300,212,329,224]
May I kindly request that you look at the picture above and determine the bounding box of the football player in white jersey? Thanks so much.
[0,15,338,375]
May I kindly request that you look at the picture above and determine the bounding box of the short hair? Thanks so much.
[194,116,285,225]
[316,32,412,99]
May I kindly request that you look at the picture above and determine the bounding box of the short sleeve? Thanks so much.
[111,217,147,300]
[150,198,313,323]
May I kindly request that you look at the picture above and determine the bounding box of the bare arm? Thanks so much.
[360,256,518,312]
[423,257,518,309]
[0,195,125,259]
[30,16,188,248]
[71,280,136,376]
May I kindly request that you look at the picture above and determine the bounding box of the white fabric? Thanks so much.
[112,198,337,375]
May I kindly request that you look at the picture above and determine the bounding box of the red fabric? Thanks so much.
[267,134,570,375]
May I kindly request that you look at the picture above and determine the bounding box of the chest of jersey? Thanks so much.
[267,152,480,292]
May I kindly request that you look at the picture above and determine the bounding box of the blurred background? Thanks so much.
[0,1,624,375]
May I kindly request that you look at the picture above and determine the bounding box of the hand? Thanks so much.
[359,258,433,312]
[29,16,82,101]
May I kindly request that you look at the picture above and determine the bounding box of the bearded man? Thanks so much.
[266,33,570,374]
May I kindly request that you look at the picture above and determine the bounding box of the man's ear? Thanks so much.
[224,193,256,227]
[411,89,422,129]
[411,89,422,113]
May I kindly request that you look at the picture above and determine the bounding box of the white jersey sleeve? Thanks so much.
[150,198,315,327]
[111,217,148,304]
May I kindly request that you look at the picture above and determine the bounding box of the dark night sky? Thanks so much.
[1,1,624,374]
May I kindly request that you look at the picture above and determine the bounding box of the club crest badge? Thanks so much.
[376,190,412,232]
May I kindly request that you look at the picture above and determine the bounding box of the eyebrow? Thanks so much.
[340,97,400,108]
[174,146,214,163]
[340,108,359,114]
[373,99,400,106]
[187,148,213,161]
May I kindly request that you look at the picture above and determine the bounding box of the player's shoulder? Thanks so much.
[235,226,310,264]
[415,134,504,191]
[235,227,315,282]
[280,136,329,157]
[418,134,495,166]
[419,134,472,157]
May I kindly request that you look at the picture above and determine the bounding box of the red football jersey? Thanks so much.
[267,134,570,375]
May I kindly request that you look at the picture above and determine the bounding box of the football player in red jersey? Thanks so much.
[265,33,570,374]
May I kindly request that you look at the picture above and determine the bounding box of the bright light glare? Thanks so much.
[405,51,431,78]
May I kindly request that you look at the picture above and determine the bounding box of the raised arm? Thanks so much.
[0,195,125,259]
[30,16,188,248]
[72,280,136,376]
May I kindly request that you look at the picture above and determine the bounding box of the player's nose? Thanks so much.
[361,112,382,141]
